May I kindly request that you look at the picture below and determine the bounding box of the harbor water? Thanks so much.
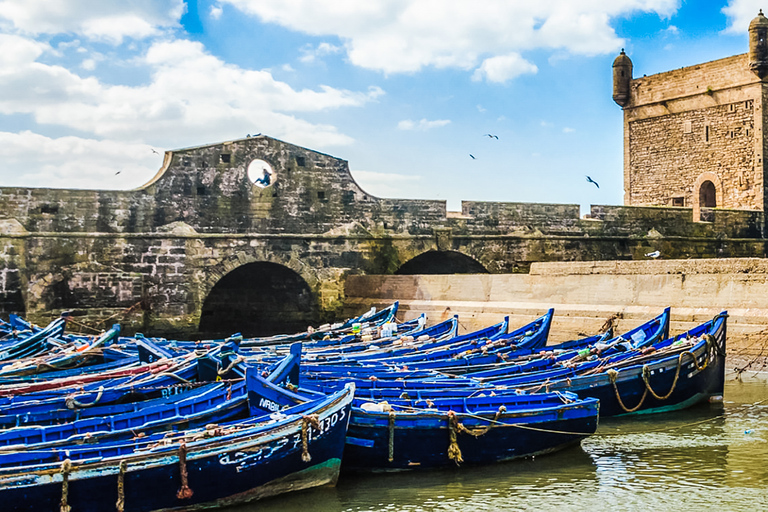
[227,375,768,512]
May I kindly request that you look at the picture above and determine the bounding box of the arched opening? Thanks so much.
[198,262,319,338]
[699,180,717,208]
[395,250,489,275]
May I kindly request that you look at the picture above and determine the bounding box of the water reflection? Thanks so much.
[225,378,768,512]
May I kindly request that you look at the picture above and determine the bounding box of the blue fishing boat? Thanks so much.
[0,383,355,511]
[343,391,599,471]
[538,312,727,416]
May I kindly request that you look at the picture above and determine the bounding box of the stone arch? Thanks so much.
[198,260,321,338]
[692,172,723,222]
[395,250,489,274]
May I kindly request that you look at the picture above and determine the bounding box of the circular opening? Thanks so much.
[247,159,275,188]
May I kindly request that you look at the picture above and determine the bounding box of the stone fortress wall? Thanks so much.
[622,54,765,212]
[4,14,768,337]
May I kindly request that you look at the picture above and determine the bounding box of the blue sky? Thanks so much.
[0,0,762,213]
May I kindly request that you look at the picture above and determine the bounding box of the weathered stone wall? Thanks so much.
[345,258,768,356]
[622,52,768,215]
[1,135,768,336]
[628,101,756,207]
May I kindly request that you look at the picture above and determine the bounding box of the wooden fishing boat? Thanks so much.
[0,315,68,362]
[343,391,599,471]
[301,310,724,420]
[0,383,355,511]
[538,312,727,416]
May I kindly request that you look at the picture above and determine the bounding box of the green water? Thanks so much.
[228,376,768,512]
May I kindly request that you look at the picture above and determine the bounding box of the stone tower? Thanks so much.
[612,49,632,107]
[615,11,768,227]
[749,9,768,78]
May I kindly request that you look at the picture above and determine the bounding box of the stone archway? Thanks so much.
[198,261,320,338]
[395,250,489,274]
[692,172,723,222]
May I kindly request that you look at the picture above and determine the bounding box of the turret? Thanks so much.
[612,49,633,107]
[749,10,768,79]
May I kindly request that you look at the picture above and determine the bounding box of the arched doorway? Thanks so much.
[395,250,489,274]
[699,180,717,208]
[198,262,319,338]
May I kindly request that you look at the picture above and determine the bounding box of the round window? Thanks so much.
[247,159,275,188]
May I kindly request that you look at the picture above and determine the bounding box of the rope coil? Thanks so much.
[301,415,320,462]
[176,442,194,500]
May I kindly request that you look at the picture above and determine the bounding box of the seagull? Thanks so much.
[484,134,499,139]
[585,175,599,188]
[469,154,476,160]
[151,148,159,155]
[645,250,661,258]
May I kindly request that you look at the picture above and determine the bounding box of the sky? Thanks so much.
[0,0,764,214]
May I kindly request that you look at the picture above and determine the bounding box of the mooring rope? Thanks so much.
[447,411,463,465]
[596,397,768,437]
[116,460,127,512]
[155,372,192,384]
[65,387,104,409]
[301,414,320,462]
[176,442,194,500]
[355,398,595,437]
[609,338,714,412]
[218,356,246,376]
[608,368,648,413]
[452,405,507,437]
[388,411,396,462]
[60,458,72,512]
[64,316,103,334]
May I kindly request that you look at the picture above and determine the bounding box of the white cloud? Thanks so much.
[210,5,224,20]
[723,0,764,33]
[397,118,450,131]
[0,0,184,44]
[299,42,343,63]
[0,36,383,150]
[0,131,162,189]
[563,127,575,133]
[351,169,422,198]
[472,53,538,83]
[223,0,680,75]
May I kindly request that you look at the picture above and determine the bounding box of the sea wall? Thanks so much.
[344,257,768,356]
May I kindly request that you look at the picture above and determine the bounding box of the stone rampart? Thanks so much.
[345,258,768,356]
[1,135,767,336]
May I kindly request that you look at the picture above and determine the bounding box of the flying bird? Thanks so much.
[115,170,122,175]
[484,134,499,139]
[151,148,159,155]
[585,175,599,188]
[469,154,476,159]
[645,250,661,258]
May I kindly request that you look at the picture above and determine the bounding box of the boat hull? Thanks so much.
[0,387,354,511]
[343,399,599,471]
